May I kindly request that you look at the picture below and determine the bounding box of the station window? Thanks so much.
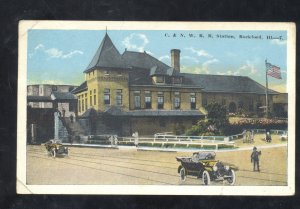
[157,96,164,109]
[144,91,151,109]
[190,93,196,110]
[174,92,180,109]
[104,89,110,105]
[90,90,92,106]
[82,99,84,112]
[116,89,122,106]
[134,95,141,108]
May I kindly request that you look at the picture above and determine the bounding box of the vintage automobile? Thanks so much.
[176,151,238,185]
[44,139,69,158]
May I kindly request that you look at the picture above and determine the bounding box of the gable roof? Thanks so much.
[84,33,126,73]
[27,95,52,102]
[71,81,87,94]
[51,92,77,100]
[122,51,174,72]
[181,73,278,94]
[123,50,183,77]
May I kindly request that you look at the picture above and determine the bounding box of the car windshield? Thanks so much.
[194,152,216,160]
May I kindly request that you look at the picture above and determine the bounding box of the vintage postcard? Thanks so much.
[17,21,295,195]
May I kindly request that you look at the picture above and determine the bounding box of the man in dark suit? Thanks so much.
[251,146,261,172]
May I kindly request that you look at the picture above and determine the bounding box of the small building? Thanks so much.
[27,84,78,143]
[272,93,288,118]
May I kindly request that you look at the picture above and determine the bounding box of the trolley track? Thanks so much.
[26,145,288,186]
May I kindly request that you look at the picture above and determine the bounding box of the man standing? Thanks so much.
[133,131,139,147]
[251,146,261,172]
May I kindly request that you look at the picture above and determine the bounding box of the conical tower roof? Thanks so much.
[84,33,126,73]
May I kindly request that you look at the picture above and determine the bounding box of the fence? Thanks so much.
[85,129,287,149]
[118,136,235,150]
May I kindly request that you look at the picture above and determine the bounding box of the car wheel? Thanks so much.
[51,148,56,158]
[227,169,236,185]
[179,167,186,181]
[202,170,210,185]
[65,147,69,157]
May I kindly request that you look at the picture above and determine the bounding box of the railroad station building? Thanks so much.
[72,33,279,136]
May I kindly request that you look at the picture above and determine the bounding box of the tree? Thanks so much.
[185,102,229,136]
[205,102,229,130]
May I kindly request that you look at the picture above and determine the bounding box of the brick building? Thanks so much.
[27,84,78,143]
[72,33,279,136]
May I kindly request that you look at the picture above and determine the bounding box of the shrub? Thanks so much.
[173,122,186,135]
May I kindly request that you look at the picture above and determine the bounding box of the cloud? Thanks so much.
[185,47,213,58]
[202,58,219,69]
[34,44,45,51]
[217,60,258,76]
[145,50,154,56]
[239,60,257,75]
[30,44,83,59]
[181,56,199,63]
[181,66,210,74]
[45,48,64,58]
[27,78,65,85]
[29,44,45,58]
[158,55,170,61]
[122,33,149,52]
[217,70,239,76]
[268,84,286,93]
[271,39,287,45]
[46,48,84,59]
[181,58,219,75]
[61,50,84,59]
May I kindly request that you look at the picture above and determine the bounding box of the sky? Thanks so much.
[27,29,288,92]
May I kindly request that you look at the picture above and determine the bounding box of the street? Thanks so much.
[27,145,287,186]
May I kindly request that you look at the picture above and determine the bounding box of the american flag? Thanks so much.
[266,62,282,79]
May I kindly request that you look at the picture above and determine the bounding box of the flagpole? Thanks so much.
[265,59,269,118]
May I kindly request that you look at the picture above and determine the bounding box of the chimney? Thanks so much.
[171,49,180,72]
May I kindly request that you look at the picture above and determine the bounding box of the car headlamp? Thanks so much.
[225,165,230,170]
[213,165,218,171]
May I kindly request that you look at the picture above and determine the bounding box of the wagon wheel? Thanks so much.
[179,167,186,181]
[226,169,236,185]
[202,170,210,185]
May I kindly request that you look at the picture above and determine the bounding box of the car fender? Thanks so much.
[178,165,183,173]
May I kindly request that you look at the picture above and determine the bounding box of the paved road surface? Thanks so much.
[27,145,287,186]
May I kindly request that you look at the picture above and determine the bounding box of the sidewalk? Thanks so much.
[62,142,287,153]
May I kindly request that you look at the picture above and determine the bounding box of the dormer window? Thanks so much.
[174,92,180,109]
[156,76,164,83]
[172,77,182,84]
